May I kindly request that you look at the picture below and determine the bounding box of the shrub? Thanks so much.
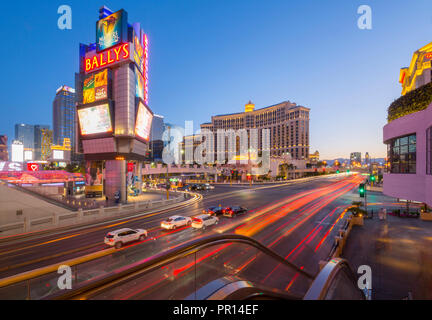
[388,82,432,122]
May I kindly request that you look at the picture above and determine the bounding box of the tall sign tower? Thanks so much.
[76,7,152,203]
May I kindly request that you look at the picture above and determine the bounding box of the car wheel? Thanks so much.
[139,235,145,241]
[187,220,192,226]
[115,242,122,249]
[203,225,206,230]
[172,225,177,230]
[215,220,219,225]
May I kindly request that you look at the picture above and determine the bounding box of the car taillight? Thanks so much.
[230,210,233,214]
[209,211,214,214]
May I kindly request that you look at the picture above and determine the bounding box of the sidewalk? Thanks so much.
[343,215,432,299]
[0,183,70,225]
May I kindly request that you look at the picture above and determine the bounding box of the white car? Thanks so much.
[161,215,192,230]
[104,228,148,249]
[191,214,219,229]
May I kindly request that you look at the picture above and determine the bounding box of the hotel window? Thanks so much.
[427,127,432,175]
[388,133,416,174]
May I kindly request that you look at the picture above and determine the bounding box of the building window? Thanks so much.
[387,133,416,174]
[427,127,432,175]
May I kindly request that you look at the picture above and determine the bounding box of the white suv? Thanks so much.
[161,215,192,230]
[191,214,219,229]
[104,228,148,249]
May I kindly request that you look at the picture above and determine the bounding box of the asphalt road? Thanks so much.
[0,173,377,300]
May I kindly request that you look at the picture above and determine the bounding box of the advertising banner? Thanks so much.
[133,33,144,73]
[78,104,113,135]
[135,66,145,101]
[85,161,103,186]
[96,10,128,52]
[83,69,108,104]
[135,102,153,141]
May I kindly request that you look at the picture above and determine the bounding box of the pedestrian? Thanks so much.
[383,208,387,220]
[105,196,108,205]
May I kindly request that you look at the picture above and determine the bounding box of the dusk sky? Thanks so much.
[2,0,432,159]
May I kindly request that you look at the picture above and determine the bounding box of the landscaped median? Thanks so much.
[0,191,201,239]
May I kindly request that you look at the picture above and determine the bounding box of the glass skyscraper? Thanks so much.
[53,86,76,148]
[14,124,35,150]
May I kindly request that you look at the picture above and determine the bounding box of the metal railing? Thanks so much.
[0,233,364,300]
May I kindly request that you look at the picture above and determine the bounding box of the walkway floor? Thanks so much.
[343,214,432,300]
[0,184,70,225]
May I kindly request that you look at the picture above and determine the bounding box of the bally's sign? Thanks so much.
[84,42,133,74]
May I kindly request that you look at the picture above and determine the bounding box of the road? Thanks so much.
[0,173,378,300]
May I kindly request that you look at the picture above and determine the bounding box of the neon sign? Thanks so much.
[27,163,39,172]
[85,43,130,73]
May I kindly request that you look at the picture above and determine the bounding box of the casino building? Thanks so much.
[200,100,310,160]
[75,6,151,202]
[383,41,432,209]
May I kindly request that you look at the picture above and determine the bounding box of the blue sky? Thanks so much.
[1,0,432,159]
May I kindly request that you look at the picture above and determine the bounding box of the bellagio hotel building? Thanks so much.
[200,100,310,160]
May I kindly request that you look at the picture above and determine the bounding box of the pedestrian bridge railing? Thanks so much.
[0,234,364,300]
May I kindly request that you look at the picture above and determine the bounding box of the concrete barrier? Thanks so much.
[0,194,185,236]
[329,213,363,260]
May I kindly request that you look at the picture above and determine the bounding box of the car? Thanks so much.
[104,228,148,249]
[161,215,192,230]
[203,206,223,216]
[191,214,219,229]
[202,183,215,190]
[177,185,190,191]
[223,206,248,218]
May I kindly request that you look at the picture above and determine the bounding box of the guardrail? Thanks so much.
[0,194,187,236]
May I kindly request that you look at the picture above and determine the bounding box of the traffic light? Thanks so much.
[370,175,376,182]
[359,183,365,197]
[336,170,340,174]
[347,169,350,173]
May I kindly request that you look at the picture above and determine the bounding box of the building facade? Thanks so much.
[199,100,310,161]
[34,125,50,160]
[350,152,361,166]
[14,124,34,150]
[0,135,8,161]
[383,41,432,207]
[149,114,165,161]
[53,86,76,148]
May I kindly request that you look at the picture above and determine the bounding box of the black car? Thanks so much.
[177,185,190,191]
[223,206,248,218]
[203,206,223,216]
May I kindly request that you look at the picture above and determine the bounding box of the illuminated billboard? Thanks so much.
[135,66,145,101]
[11,142,24,162]
[24,150,33,161]
[133,33,144,73]
[135,102,153,141]
[83,69,108,104]
[78,104,113,135]
[53,150,64,160]
[96,10,128,52]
